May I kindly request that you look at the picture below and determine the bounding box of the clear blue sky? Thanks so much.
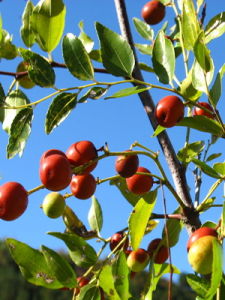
[0,0,224,276]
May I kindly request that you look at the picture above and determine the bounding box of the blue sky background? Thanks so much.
[0,0,225,277]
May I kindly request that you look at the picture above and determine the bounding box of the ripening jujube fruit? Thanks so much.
[74,276,90,296]
[193,102,214,119]
[127,248,150,272]
[39,151,72,191]
[109,231,129,252]
[142,1,166,25]
[126,166,153,194]
[16,61,35,89]
[70,173,96,199]
[115,150,139,178]
[42,192,66,219]
[66,140,98,174]
[0,182,28,221]
[187,227,218,252]
[147,238,169,264]
[155,95,185,128]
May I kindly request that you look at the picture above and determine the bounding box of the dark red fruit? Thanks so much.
[74,276,89,296]
[115,150,139,178]
[70,173,96,199]
[0,182,28,221]
[155,95,184,128]
[39,151,72,191]
[193,102,214,119]
[66,141,98,174]
[109,231,129,252]
[142,1,166,25]
[147,238,169,264]
[187,227,218,252]
[126,166,153,195]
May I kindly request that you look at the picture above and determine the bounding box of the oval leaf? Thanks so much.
[20,0,35,48]
[88,196,103,234]
[133,17,154,41]
[210,63,225,106]
[45,92,77,134]
[79,284,101,300]
[191,158,221,179]
[105,86,150,100]
[192,59,214,93]
[205,12,225,43]
[96,22,135,77]
[98,265,120,300]
[194,31,213,72]
[63,33,94,81]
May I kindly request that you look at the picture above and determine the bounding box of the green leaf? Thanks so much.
[177,116,223,136]
[6,238,62,289]
[112,252,130,300]
[31,0,66,52]
[78,21,94,53]
[197,197,215,213]
[206,153,222,162]
[152,31,175,84]
[89,49,102,62]
[128,190,157,250]
[7,108,33,159]
[78,87,108,103]
[135,43,153,55]
[181,0,200,50]
[194,31,213,72]
[192,59,214,93]
[88,196,103,234]
[205,12,225,43]
[48,232,97,268]
[133,18,154,41]
[213,162,225,176]
[45,92,77,134]
[210,64,225,106]
[0,29,17,59]
[96,22,135,77]
[63,33,94,81]
[177,141,205,164]
[2,89,30,134]
[98,265,120,300]
[191,158,221,179]
[152,125,166,137]
[19,48,55,87]
[105,86,150,100]
[0,83,5,123]
[138,62,154,73]
[41,245,77,288]
[78,284,101,300]
[20,0,35,48]
[178,70,202,101]
[221,201,225,237]
[186,274,210,298]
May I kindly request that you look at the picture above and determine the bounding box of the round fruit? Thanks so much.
[127,248,150,272]
[193,102,214,119]
[16,61,35,89]
[188,235,220,275]
[66,141,98,174]
[70,173,96,199]
[126,166,153,195]
[0,182,28,221]
[40,149,67,164]
[142,1,166,25]
[155,95,184,128]
[187,227,218,252]
[109,231,129,252]
[147,238,169,264]
[39,152,72,191]
[74,276,89,296]
[115,150,139,178]
[42,192,66,218]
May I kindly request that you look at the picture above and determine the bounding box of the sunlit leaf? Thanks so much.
[194,31,213,72]
[78,87,108,103]
[192,59,214,93]
[88,196,103,234]
[205,12,225,43]
[105,86,150,100]
[98,265,120,300]
[191,158,221,179]
[210,64,225,106]
[20,0,35,48]
[78,21,94,53]
[186,274,210,298]
[177,141,205,164]
[0,29,17,59]
[135,43,153,55]
[133,17,154,41]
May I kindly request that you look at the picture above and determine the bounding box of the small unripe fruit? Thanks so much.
[187,226,218,252]
[109,231,129,252]
[39,151,72,191]
[155,95,184,128]
[115,150,139,178]
[42,192,66,218]
[188,235,220,275]
[70,173,96,199]
[16,61,35,89]
[127,248,150,272]
[0,182,28,221]
[142,1,166,25]
[66,141,98,174]
[126,166,153,195]
[147,238,169,264]
[193,102,214,119]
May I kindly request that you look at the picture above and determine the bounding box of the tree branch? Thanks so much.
[113,0,201,233]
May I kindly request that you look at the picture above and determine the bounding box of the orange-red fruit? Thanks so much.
[74,276,89,296]
[126,166,153,195]
[115,150,139,178]
[127,248,150,272]
[39,150,72,191]
[147,238,169,264]
[193,102,214,119]
[66,141,98,174]
[70,173,96,199]
[0,182,28,221]
[187,227,218,252]
[109,231,129,252]
[142,1,166,25]
[155,95,184,128]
